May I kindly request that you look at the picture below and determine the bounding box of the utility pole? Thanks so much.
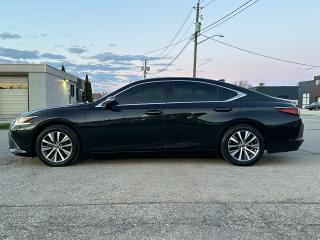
[193,0,201,78]
[141,59,150,79]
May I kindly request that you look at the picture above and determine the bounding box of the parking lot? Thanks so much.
[1,112,320,239]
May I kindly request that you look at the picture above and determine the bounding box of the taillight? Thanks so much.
[276,107,299,116]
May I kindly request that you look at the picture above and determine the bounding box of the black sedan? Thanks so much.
[305,102,320,110]
[8,77,304,166]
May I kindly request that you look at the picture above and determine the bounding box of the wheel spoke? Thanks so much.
[230,149,240,157]
[244,131,250,141]
[53,151,58,162]
[244,148,250,160]
[57,132,61,144]
[60,135,69,144]
[246,136,257,145]
[42,140,55,146]
[61,143,72,148]
[244,147,256,155]
[60,148,71,156]
[229,144,242,148]
[238,147,243,160]
[47,133,55,143]
[41,146,54,151]
[237,132,243,143]
[230,136,239,144]
[57,149,65,161]
[45,148,55,159]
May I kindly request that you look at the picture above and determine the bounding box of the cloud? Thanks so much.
[68,47,87,54]
[0,47,39,59]
[91,52,161,63]
[59,62,134,73]
[0,32,21,40]
[41,53,66,60]
[108,44,116,47]
[27,34,47,39]
[0,57,28,64]
[0,47,66,60]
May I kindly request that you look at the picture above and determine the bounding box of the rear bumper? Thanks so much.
[267,139,304,153]
[267,120,304,153]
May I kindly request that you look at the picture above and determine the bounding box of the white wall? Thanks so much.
[28,72,46,110]
[46,73,75,108]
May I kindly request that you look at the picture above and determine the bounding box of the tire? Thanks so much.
[220,124,265,166]
[35,125,80,167]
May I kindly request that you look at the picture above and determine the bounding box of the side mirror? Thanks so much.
[104,96,118,109]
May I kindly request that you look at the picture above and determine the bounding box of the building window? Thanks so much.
[0,82,27,89]
[302,93,310,108]
[70,84,75,97]
[316,80,320,86]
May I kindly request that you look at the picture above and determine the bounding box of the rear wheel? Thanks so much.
[35,125,80,166]
[221,124,264,166]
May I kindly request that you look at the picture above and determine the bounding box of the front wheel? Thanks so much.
[221,124,265,166]
[35,125,80,166]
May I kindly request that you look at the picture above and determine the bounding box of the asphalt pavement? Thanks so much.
[0,114,320,239]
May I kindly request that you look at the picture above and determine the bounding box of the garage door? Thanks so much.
[0,76,28,119]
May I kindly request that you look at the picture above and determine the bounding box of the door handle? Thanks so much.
[145,110,163,116]
[214,107,232,112]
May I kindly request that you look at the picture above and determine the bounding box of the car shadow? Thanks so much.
[77,151,227,166]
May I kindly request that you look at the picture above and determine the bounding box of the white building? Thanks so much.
[0,64,84,119]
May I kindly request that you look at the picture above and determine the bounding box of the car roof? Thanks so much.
[95,77,274,105]
[129,77,243,90]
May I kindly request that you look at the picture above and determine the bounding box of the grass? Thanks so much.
[0,123,10,130]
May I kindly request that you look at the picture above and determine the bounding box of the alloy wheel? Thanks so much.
[227,130,260,162]
[41,131,73,163]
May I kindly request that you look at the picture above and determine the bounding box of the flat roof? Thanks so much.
[0,64,82,82]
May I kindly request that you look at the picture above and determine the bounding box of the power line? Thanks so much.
[202,0,261,34]
[201,34,320,68]
[157,8,193,57]
[154,39,192,74]
[162,20,194,59]
[202,0,254,32]
[202,0,217,8]
[143,0,260,57]
[142,37,190,56]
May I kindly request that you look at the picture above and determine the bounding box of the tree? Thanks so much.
[83,74,93,102]
[61,65,66,72]
[234,80,252,89]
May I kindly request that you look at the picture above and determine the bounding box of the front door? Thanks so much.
[83,81,166,152]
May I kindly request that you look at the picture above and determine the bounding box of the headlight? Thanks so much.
[13,116,38,126]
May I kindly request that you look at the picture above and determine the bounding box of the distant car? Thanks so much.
[8,77,304,167]
[305,102,320,110]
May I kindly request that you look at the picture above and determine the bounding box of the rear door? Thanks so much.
[164,80,241,150]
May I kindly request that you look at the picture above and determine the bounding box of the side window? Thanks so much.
[70,84,75,97]
[116,82,164,105]
[217,87,237,101]
[168,81,218,102]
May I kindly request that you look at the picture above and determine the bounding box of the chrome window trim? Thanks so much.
[95,79,246,108]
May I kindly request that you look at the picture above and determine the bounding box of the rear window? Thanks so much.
[168,81,218,102]
[217,87,237,101]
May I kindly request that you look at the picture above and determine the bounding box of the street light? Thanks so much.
[198,34,224,45]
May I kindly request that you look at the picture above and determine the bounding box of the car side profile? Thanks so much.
[305,102,320,110]
[9,77,304,166]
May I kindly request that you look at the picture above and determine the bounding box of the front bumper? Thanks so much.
[8,130,33,157]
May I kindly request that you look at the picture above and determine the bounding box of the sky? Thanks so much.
[0,0,319,93]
